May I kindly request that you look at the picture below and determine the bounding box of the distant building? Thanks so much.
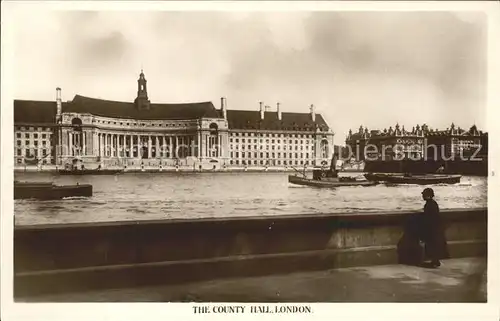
[14,70,334,168]
[345,124,426,161]
[345,123,487,162]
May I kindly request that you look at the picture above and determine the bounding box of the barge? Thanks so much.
[14,181,93,200]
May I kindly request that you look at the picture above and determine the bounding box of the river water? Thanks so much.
[14,172,487,226]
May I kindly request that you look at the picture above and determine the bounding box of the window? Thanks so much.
[34,141,38,146]
[17,140,21,146]
[42,141,47,146]
[25,133,29,138]
[17,149,21,156]
[16,133,21,138]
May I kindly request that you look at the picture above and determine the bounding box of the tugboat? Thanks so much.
[14,181,93,200]
[288,154,378,188]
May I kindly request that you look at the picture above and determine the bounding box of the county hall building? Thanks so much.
[14,71,334,169]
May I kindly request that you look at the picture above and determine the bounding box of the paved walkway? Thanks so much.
[19,257,486,302]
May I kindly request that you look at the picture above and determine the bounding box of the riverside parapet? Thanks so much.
[14,207,487,297]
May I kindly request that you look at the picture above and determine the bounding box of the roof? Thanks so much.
[64,95,219,120]
[14,100,57,124]
[226,110,329,131]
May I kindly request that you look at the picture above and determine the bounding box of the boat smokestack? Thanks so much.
[259,101,264,120]
[277,102,282,120]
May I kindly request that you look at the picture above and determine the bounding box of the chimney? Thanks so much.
[56,87,62,122]
[259,101,264,120]
[310,104,316,122]
[277,102,282,120]
[221,97,227,120]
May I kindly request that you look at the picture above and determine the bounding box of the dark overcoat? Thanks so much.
[419,199,450,260]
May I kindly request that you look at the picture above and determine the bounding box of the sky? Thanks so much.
[12,10,487,144]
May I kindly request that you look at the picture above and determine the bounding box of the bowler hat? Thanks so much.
[422,187,435,197]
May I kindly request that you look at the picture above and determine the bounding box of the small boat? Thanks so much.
[288,155,377,188]
[364,173,461,185]
[288,175,378,187]
[14,181,93,200]
[57,169,123,175]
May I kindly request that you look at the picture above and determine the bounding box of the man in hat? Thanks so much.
[419,187,450,268]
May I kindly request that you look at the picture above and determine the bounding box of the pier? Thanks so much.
[15,207,487,299]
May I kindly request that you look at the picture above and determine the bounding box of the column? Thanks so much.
[136,134,141,159]
[116,134,120,158]
[68,132,72,156]
[161,136,165,158]
[82,131,86,156]
[155,136,159,158]
[105,133,109,157]
[129,135,133,158]
[100,133,104,158]
[168,136,172,158]
[218,134,222,158]
[148,135,151,158]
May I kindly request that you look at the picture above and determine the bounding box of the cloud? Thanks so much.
[12,10,487,142]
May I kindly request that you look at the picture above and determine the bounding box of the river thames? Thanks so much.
[14,172,487,226]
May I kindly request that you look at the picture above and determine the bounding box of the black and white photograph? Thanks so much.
[1,1,499,320]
